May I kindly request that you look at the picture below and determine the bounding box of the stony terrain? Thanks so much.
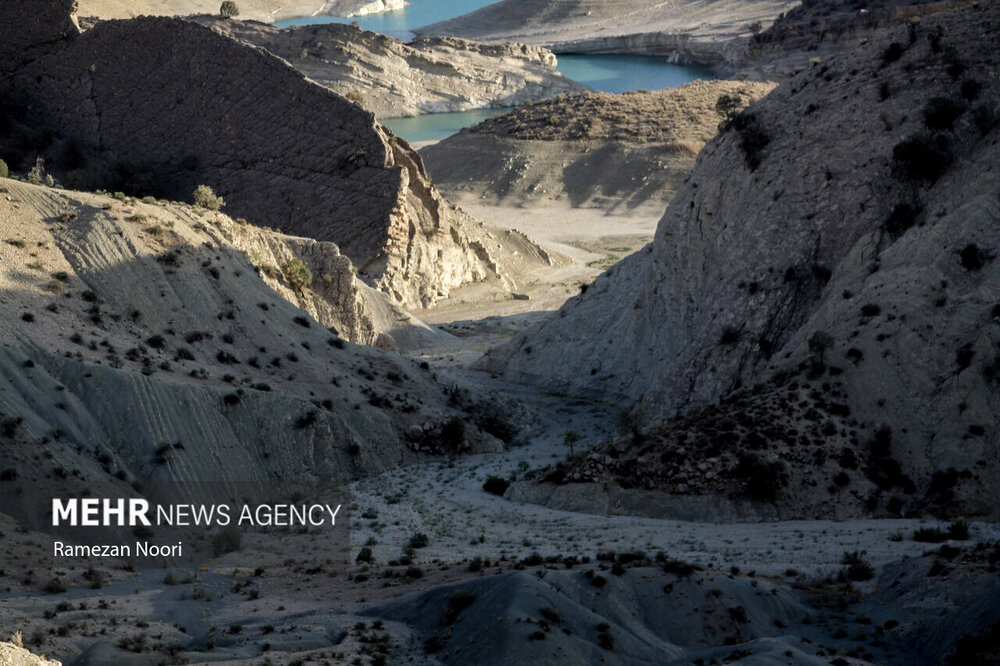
[422,80,776,215]
[0,2,550,309]
[189,17,586,118]
[479,1,1000,520]
[416,0,801,67]
[77,0,403,23]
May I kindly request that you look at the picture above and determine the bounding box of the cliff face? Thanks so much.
[481,2,1000,518]
[0,180,498,500]
[422,81,775,215]
[0,7,528,308]
[198,18,585,117]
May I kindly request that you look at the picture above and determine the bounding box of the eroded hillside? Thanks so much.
[480,1,1000,519]
[0,180,518,508]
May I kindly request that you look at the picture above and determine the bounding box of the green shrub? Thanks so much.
[281,258,313,290]
[407,532,429,549]
[841,551,874,581]
[441,416,467,448]
[733,453,786,502]
[44,577,67,594]
[192,184,223,210]
[947,520,970,540]
[219,1,239,18]
[729,112,770,170]
[892,133,952,182]
[923,96,967,131]
[482,476,510,496]
[913,526,948,543]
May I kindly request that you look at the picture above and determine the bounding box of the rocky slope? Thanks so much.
[78,0,403,23]
[0,179,519,518]
[0,2,547,309]
[480,1,1000,519]
[192,17,586,118]
[416,0,800,66]
[422,80,776,215]
[741,0,980,78]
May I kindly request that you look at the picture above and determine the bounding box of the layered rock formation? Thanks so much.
[78,0,403,23]
[196,18,585,117]
[0,3,540,308]
[422,80,775,215]
[481,2,1000,518]
[0,179,504,506]
[416,0,800,66]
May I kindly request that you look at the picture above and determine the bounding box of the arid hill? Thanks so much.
[191,17,586,117]
[0,1,548,308]
[422,80,775,215]
[416,0,800,66]
[480,1,1000,520]
[77,0,402,23]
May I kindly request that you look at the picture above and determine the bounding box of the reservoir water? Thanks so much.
[276,1,713,141]
[382,108,514,142]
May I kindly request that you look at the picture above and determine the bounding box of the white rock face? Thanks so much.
[337,0,405,17]
[479,3,1000,518]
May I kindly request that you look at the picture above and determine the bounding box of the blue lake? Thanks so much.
[555,55,710,95]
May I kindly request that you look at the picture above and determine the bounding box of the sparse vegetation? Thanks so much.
[281,258,313,290]
[219,1,240,18]
[193,184,224,210]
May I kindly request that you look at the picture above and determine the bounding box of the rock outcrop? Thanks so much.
[0,4,539,308]
[479,2,1000,518]
[422,81,775,215]
[0,179,503,504]
[416,0,800,66]
[196,18,585,117]
[0,640,60,666]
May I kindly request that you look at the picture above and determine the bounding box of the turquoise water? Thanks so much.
[382,108,513,142]
[556,55,710,95]
[274,0,498,39]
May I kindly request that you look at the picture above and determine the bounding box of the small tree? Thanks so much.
[193,184,224,210]
[281,258,313,290]
[220,1,240,19]
[564,430,582,458]
[715,94,743,131]
[748,21,763,36]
